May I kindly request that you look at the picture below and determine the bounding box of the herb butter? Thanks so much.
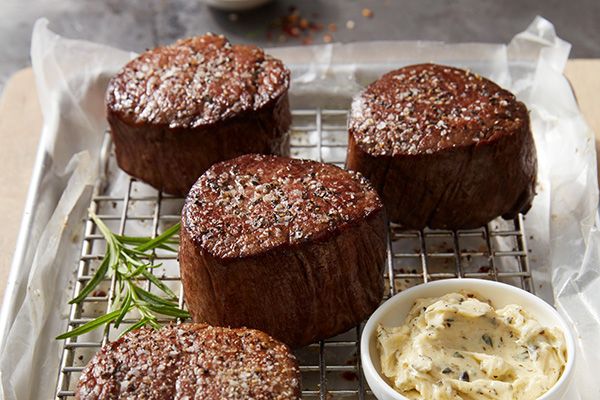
[377,292,566,400]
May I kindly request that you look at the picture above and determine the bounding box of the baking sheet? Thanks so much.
[0,16,598,399]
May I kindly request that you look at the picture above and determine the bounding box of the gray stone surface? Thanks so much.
[1,0,599,92]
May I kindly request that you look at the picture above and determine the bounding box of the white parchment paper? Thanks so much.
[0,16,598,399]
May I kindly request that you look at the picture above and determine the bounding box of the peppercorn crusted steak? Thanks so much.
[180,154,386,348]
[76,324,301,400]
[106,34,291,196]
[347,63,537,229]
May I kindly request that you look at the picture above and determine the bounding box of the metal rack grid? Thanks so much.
[55,108,533,399]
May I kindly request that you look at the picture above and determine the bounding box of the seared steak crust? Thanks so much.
[106,34,291,195]
[347,63,537,229]
[76,324,301,399]
[180,154,386,347]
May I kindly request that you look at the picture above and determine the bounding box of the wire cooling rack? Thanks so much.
[55,108,533,399]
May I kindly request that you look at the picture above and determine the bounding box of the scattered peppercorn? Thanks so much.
[482,333,493,347]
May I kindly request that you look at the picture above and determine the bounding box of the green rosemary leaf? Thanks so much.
[113,279,123,308]
[133,285,181,308]
[56,309,121,340]
[113,233,179,245]
[90,211,120,267]
[119,318,149,337]
[114,235,152,244]
[147,318,162,330]
[57,211,184,341]
[69,256,110,304]
[135,223,181,252]
[126,262,154,279]
[140,268,177,299]
[122,251,146,268]
[116,260,130,276]
[144,302,190,318]
[114,291,133,328]
[156,244,178,253]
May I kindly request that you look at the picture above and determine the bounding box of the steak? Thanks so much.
[76,324,301,399]
[106,34,291,196]
[346,63,537,230]
[179,154,386,348]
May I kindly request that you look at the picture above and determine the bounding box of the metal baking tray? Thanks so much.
[54,108,533,399]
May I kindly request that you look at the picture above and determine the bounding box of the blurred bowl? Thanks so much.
[202,0,272,11]
[360,278,575,400]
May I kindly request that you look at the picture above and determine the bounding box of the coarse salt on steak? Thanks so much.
[76,324,301,399]
[180,154,386,347]
[106,34,291,195]
[347,63,537,229]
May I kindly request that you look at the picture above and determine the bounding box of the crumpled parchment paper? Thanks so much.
[0,16,598,399]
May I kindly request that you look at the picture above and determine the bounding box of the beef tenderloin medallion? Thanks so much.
[106,34,291,196]
[76,324,301,400]
[347,63,537,229]
[180,154,387,347]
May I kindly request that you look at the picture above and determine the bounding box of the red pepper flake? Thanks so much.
[268,6,324,43]
[323,34,333,43]
[311,22,323,31]
[302,36,314,45]
[362,8,374,18]
[328,23,337,32]
[288,26,301,37]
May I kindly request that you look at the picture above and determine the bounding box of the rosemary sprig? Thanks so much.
[56,210,188,340]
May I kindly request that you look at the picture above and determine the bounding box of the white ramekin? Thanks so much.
[361,279,575,400]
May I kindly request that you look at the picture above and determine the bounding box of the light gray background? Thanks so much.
[1,0,599,91]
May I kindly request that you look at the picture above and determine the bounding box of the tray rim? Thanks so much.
[0,133,49,348]
[0,53,596,398]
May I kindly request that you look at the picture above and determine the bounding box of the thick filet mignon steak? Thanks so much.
[76,324,301,399]
[106,34,291,196]
[346,63,537,229]
[180,154,386,348]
